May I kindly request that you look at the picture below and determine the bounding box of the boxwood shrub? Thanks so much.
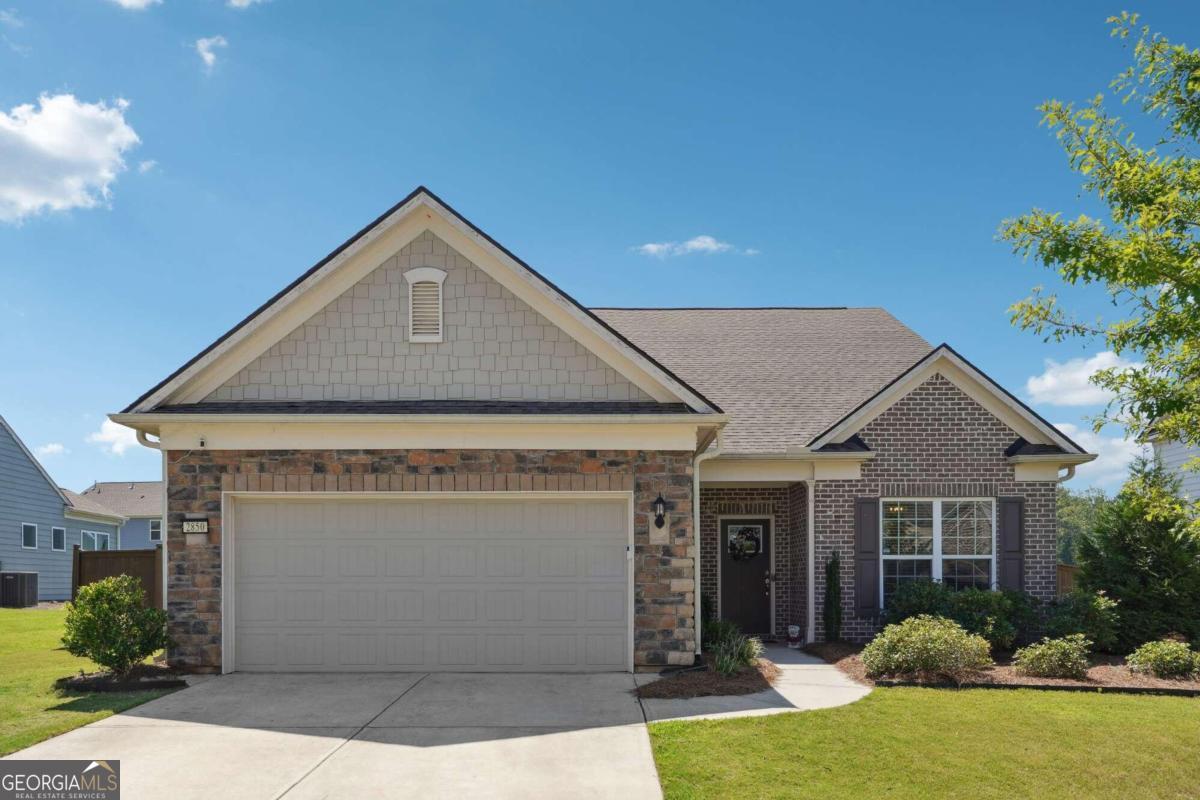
[884,581,1037,650]
[1044,590,1120,653]
[1013,634,1092,679]
[1127,639,1200,679]
[861,615,993,683]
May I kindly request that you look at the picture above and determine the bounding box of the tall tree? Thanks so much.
[1001,14,1200,455]
[1057,486,1112,565]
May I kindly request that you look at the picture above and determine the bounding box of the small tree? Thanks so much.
[824,552,843,642]
[63,575,171,676]
[1078,458,1200,649]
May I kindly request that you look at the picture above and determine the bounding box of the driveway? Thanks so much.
[4,672,661,800]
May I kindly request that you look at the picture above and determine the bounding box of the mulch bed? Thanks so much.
[56,663,187,693]
[805,643,1200,696]
[636,657,781,699]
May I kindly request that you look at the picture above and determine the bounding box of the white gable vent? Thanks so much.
[403,267,447,343]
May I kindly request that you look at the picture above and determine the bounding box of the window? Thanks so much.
[81,530,111,551]
[403,267,447,343]
[881,499,995,605]
[21,523,37,549]
[149,519,162,542]
[52,527,65,551]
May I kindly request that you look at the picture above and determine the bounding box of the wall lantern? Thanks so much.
[653,494,667,529]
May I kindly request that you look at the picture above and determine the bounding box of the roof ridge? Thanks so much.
[590,306,854,311]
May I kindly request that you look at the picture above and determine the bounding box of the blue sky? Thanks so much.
[3,1,1194,493]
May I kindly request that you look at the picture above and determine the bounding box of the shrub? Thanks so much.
[1045,590,1121,652]
[1077,458,1200,650]
[1013,634,1092,679]
[711,634,764,677]
[62,575,170,676]
[700,593,717,625]
[703,619,740,650]
[1127,639,1200,679]
[824,552,842,642]
[884,581,1037,650]
[861,615,993,683]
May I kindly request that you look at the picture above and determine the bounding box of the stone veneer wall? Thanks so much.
[207,230,650,403]
[699,486,807,638]
[165,448,693,671]
[812,374,1058,642]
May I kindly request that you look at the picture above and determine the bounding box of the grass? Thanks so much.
[0,607,173,756]
[649,686,1200,799]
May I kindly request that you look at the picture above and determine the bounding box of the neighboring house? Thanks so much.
[0,415,125,600]
[1152,439,1200,500]
[81,481,164,550]
[111,187,1095,673]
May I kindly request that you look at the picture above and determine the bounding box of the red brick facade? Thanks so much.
[165,448,694,671]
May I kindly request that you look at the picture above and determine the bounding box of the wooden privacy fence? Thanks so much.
[1057,563,1080,597]
[71,545,163,609]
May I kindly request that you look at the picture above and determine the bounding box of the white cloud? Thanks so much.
[0,94,140,223]
[1055,422,1148,490]
[137,159,157,173]
[0,9,23,27]
[109,0,161,9]
[1026,351,1142,407]
[86,419,139,456]
[35,442,67,457]
[228,0,267,7]
[633,235,758,259]
[195,35,227,72]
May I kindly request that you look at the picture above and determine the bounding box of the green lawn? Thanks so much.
[0,607,173,756]
[649,687,1200,800]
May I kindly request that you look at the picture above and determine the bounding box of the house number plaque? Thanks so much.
[182,520,209,534]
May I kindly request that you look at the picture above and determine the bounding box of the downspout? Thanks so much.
[1057,465,1076,483]
[133,427,167,611]
[693,429,722,655]
[136,430,161,450]
[806,479,816,644]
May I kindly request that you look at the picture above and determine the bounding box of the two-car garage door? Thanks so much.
[230,495,631,673]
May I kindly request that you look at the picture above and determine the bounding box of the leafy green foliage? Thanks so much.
[1077,458,1200,650]
[700,593,717,626]
[1014,634,1093,679]
[710,633,764,677]
[1127,639,1200,679]
[1057,486,1112,565]
[62,575,170,676]
[703,619,740,650]
[883,581,1037,650]
[823,552,842,642]
[1044,589,1121,652]
[1000,13,1200,465]
[861,615,993,683]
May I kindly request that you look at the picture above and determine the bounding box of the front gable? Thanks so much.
[126,187,717,414]
[207,230,651,404]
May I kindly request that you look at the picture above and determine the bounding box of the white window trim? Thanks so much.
[21,522,37,550]
[51,526,66,552]
[149,518,162,542]
[81,530,111,551]
[402,266,447,344]
[879,497,996,607]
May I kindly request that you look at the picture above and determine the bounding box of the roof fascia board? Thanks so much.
[65,509,127,525]
[112,411,725,432]
[1007,453,1097,465]
[808,346,1087,454]
[0,415,70,506]
[131,189,718,414]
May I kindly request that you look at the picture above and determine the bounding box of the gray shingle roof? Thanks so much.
[593,308,932,454]
[80,481,162,518]
[62,488,127,522]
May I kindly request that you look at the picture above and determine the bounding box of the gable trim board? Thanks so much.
[807,344,1093,464]
[125,187,720,416]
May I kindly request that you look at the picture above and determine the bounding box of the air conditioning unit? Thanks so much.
[0,571,38,608]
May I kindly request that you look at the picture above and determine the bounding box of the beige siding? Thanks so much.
[206,230,651,403]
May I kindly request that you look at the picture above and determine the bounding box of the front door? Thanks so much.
[719,518,771,634]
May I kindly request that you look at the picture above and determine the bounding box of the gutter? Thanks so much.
[693,430,723,655]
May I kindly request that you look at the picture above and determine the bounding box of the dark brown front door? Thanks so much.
[719,518,771,634]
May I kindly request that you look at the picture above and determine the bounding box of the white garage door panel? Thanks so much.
[232,497,630,672]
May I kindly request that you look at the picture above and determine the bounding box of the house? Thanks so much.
[80,481,164,550]
[1152,439,1200,500]
[0,415,125,601]
[111,187,1095,673]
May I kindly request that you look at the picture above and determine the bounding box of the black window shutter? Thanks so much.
[997,497,1024,591]
[854,497,881,614]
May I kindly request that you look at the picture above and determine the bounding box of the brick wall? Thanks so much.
[699,486,807,638]
[208,230,649,403]
[165,448,693,671]
[812,374,1057,642]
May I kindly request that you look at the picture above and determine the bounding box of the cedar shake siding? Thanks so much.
[165,448,694,671]
[812,373,1057,642]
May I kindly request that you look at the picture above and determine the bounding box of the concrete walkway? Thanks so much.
[638,645,871,722]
